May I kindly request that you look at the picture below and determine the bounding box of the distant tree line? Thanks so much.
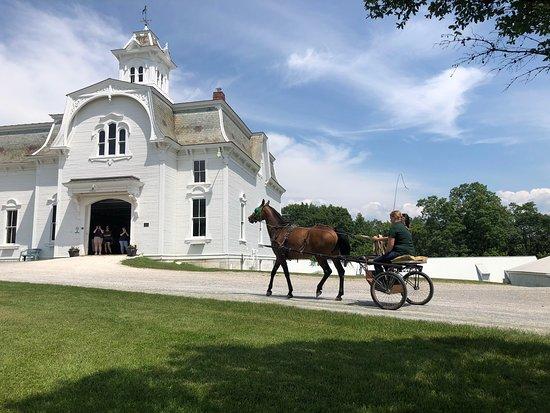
[281,182,550,258]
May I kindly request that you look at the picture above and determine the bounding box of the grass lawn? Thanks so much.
[0,282,548,412]
[122,256,502,284]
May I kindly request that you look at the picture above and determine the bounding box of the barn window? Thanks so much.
[193,160,205,183]
[192,198,206,237]
[108,123,117,155]
[97,122,128,157]
[130,67,135,83]
[50,204,57,241]
[138,66,144,82]
[6,210,17,244]
[119,129,126,154]
[98,130,106,156]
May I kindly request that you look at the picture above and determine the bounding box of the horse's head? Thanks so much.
[248,199,270,223]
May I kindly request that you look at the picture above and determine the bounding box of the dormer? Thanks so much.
[111,26,176,98]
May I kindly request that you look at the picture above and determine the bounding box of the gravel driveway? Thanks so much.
[1,256,549,333]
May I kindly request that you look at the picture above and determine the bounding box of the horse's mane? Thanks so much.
[266,205,289,225]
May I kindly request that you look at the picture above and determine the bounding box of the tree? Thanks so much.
[449,182,513,255]
[508,202,550,257]
[363,0,550,86]
[415,195,468,256]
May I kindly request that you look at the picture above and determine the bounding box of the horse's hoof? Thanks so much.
[315,290,322,298]
[266,290,272,297]
[335,296,343,301]
[287,293,293,299]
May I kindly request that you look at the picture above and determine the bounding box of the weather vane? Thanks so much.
[141,4,151,28]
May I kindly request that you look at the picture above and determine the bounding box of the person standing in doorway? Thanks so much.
[93,225,104,255]
[119,227,129,254]
[103,226,113,254]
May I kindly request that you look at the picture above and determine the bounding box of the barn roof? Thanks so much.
[0,120,59,164]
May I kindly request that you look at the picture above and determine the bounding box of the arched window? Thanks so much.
[130,67,135,83]
[119,129,126,154]
[108,123,116,155]
[98,130,106,156]
[138,66,144,82]
[95,118,129,158]
[156,69,160,84]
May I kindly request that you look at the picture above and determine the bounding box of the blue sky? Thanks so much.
[0,0,548,217]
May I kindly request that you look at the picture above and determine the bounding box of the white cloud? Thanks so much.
[0,3,126,123]
[0,3,201,124]
[268,132,420,219]
[285,47,487,138]
[497,188,550,213]
[402,203,424,218]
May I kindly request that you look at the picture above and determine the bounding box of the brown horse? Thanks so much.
[248,200,351,300]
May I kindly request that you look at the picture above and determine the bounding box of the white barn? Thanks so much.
[0,26,284,269]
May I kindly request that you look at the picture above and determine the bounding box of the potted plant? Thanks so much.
[68,246,80,257]
[126,244,137,257]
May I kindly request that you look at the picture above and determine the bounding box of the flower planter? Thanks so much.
[126,247,137,257]
[68,249,80,257]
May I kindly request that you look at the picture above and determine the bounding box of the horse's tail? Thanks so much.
[335,230,351,267]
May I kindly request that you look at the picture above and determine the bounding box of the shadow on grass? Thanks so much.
[6,336,549,412]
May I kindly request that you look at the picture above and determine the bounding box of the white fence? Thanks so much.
[286,256,537,283]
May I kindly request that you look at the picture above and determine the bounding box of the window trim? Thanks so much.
[91,116,132,162]
[185,196,211,244]
[239,193,247,243]
[192,198,206,237]
[5,209,17,244]
[2,199,20,246]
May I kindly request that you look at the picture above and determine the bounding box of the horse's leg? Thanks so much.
[280,259,293,298]
[333,258,345,301]
[267,259,280,296]
[315,257,332,298]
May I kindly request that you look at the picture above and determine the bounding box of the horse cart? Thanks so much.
[248,200,434,310]
[346,256,434,310]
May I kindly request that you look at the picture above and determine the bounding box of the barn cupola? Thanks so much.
[111,24,176,98]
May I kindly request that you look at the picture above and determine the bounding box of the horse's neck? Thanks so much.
[264,208,285,239]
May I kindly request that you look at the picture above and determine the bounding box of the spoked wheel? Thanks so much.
[370,271,407,310]
[403,271,434,305]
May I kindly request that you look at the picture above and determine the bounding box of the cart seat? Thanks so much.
[391,255,428,264]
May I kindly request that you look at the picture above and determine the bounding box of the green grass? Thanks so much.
[122,256,320,276]
[123,257,500,284]
[122,256,224,272]
[1,282,548,412]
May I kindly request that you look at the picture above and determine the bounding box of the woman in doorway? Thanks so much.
[119,227,129,254]
[103,226,113,254]
[92,225,104,255]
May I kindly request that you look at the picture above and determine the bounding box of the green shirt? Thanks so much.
[388,222,414,255]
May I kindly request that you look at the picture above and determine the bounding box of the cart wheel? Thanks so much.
[403,271,434,305]
[370,272,407,310]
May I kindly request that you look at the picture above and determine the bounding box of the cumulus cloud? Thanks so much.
[0,2,201,124]
[0,3,126,123]
[285,48,487,137]
[268,132,419,219]
[497,188,550,213]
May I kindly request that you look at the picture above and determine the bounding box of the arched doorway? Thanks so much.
[88,199,131,255]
